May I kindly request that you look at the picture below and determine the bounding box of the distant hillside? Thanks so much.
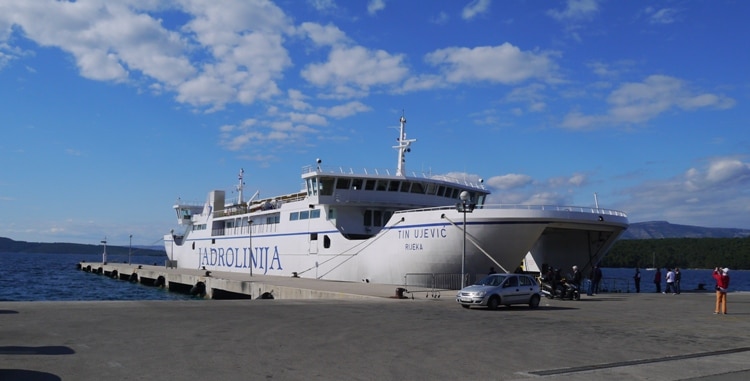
[0,237,165,256]
[620,221,750,239]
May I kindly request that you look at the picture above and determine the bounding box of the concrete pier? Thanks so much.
[2,277,750,380]
[76,261,416,300]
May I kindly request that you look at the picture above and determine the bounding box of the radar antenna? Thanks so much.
[393,113,416,176]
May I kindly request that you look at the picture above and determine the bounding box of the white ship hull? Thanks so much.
[164,199,627,287]
[163,116,628,288]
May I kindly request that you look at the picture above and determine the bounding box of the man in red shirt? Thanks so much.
[712,267,730,314]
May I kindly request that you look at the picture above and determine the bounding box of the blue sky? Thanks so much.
[1,0,748,247]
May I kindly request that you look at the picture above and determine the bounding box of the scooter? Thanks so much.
[541,279,580,300]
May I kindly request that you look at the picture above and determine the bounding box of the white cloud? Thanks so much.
[298,22,349,47]
[462,0,491,20]
[367,0,386,15]
[504,84,548,112]
[425,43,559,84]
[320,101,371,118]
[0,1,294,111]
[301,45,408,95]
[623,157,750,228]
[308,0,337,12]
[561,75,736,129]
[487,174,533,190]
[642,7,682,25]
[547,0,600,21]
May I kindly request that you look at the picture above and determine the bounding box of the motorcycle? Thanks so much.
[541,279,580,300]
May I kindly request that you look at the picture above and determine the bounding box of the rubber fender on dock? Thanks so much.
[85,265,92,272]
[96,267,103,275]
[111,270,118,279]
[153,276,165,287]
[190,281,206,297]
[129,273,138,283]
[259,292,275,300]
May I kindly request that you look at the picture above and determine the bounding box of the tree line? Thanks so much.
[603,237,750,270]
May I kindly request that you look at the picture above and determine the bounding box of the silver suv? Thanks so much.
[456,273,541,309]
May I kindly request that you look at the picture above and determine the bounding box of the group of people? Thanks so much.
[632,266,732,314]
[540,264,601,296]
[631,267,682,294]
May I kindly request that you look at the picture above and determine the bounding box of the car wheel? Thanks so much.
[529,294,540,309]
[461,304,470,309]
[487,296,500,310]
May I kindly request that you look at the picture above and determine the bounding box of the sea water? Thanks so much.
[1,252,748,301]
[0,252,195,301]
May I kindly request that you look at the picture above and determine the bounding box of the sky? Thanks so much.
[1,0,749,248]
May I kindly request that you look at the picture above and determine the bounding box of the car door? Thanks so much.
[518,275,536,302]
[501,275,521,304]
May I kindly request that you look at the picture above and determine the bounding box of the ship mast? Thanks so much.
[393,114,416,177]
[236,168,245,204]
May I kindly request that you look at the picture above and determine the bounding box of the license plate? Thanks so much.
[460,297,472,303]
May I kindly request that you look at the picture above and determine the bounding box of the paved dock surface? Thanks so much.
[2,288,749,380]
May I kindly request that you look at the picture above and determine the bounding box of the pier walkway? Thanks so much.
[2,265,750,380]
[75,261,418,300]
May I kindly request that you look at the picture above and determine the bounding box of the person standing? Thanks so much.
[674,268,681,294]
[713,267,730,314]
[592,265,602,295]
[664,268,675,294]
[571,265,582,289]
[633,268,641,293]
[654,268,662,293]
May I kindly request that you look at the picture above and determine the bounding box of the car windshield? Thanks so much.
[475,275,507,286]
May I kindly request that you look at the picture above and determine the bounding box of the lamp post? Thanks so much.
[128,234,132,265]
[248,220,253,277]
[169,229,174,269]
[457,191,475,288]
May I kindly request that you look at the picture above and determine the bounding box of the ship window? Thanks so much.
[324,235,331,248]
[364,210,372,226]
[410,182,425,194]
[426,183,436,195]
[300,210,310,220]
[307,178,318,196]
[328,208,336,220]
[375,180,387,191]
[364,180,375,190]
[336,178,351,190]
[384,211,392,224]
[290,212,299,221]
[310,209,320,218]
[352,178,363,190]
[437,185,445,197]
[400,181,411,192]
[374,210,383,227]
[267,214,280,224]
[388,181,400,192]
[320,177,335,196]
[452,188,460,199]
[310,233,318,241]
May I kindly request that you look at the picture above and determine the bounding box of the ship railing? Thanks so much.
[404,273,478,293]
[394,204,628,218]
[302,165,486,190]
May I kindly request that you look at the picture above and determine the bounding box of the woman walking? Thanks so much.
[712,267,730,314]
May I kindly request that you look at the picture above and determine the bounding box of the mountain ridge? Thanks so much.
[620,221,750,239]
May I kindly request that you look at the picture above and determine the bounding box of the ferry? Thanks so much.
[164,116,628,288]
